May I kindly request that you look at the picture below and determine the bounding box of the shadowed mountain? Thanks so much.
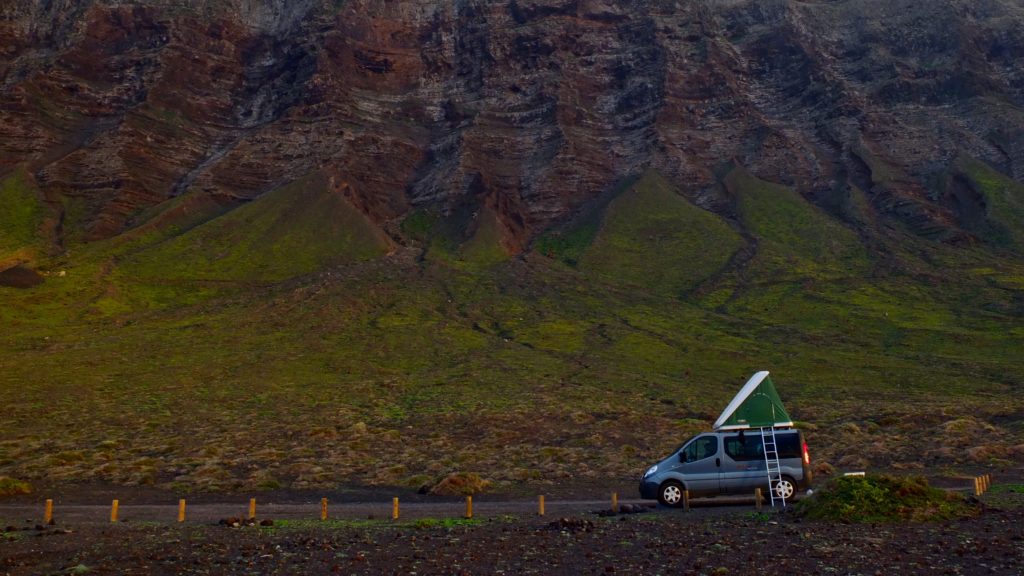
[3,0,1024,254]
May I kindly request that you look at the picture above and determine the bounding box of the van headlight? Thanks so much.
[644,465,658,478]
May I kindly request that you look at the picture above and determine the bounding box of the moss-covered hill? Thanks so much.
[1,167,1022,492]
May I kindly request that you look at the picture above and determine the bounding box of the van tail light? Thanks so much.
[802,441,810,466]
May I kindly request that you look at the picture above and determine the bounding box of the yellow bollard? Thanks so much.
[178,499,186,523]
[249,498,256,520]
[611,492,618,513]
[110,500,119,523]
[321,497,328,521]
[755,488,763,511]
[466,496,473,519]
[538,495,545,517]
[44,499,53,524]
[683,490,690,511]
[392,497,400,520]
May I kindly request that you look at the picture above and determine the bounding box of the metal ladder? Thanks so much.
[760,426,785,507]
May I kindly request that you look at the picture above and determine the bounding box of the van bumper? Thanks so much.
[639,479,659,500]
[800,467,813,490]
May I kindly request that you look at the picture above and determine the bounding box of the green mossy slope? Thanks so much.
[458,207,511,268]
[725,166,870,281]
[124,172,390,283]
[578,171,745,295]
[0,166,1022,492]
[951,155,1024,252]
[0,170,45,264]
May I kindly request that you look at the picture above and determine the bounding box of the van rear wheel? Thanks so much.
[658,480,685,507]
[774,476,796,500]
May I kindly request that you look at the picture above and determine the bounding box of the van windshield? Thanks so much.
[682,436,718,462]
[671,434,701,455]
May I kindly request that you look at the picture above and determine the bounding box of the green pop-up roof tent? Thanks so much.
[713,371,793,430]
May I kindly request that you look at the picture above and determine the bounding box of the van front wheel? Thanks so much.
[774,476,796,500]
[658,480,685,507]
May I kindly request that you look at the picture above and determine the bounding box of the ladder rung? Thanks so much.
[760,427,786,508]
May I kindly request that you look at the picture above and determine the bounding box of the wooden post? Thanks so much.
[465,496,473,519]
[321,497,328,521]
[110,499,119,523]
[44,499,53,524]
[985,474,991,492]
[538,495,545,517]
[683,490,690,511]
[611,492,618,513]
[755,488,763,511]
[178,499,186,523]
[249,498,256,520]
[392,497,399,520]
[974,477,981,496]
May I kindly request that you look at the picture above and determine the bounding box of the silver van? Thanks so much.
[639,428,812,506]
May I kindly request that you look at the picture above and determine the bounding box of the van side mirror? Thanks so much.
[678,452,688,463]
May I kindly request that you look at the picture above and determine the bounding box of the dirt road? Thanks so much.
[0,495,752,526]
[2,494,1023,576]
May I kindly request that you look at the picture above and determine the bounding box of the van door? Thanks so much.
[722,432,767,493]
[673,434,721,496]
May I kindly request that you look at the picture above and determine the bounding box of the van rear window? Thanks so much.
[725,432,801,461]
[776,433,801,459]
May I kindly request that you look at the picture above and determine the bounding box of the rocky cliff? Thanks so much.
[3,0,1024,252]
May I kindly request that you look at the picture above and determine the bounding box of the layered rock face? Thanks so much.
[2,0,1024,250]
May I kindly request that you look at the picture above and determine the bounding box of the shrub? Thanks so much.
[796,474,974,522]
[256,477,283,490]
[428,472,491,496]
[0,477,32,497]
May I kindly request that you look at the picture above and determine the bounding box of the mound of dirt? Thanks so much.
[796,474,976,522]
[0,265,43,288]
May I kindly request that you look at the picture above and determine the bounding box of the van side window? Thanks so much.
[725,432,800,460]
[724,435,763,461]
[683,436,718,462]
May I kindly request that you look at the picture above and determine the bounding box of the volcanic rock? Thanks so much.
[1,0,1023,251]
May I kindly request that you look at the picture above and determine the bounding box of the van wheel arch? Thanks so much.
[774,475,797,500]
[658,480,686,507]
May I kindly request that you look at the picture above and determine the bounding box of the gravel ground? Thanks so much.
[2,492,1022,575]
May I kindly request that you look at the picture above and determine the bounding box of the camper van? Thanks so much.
[638,427,812,505]
[639,371,812,506]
